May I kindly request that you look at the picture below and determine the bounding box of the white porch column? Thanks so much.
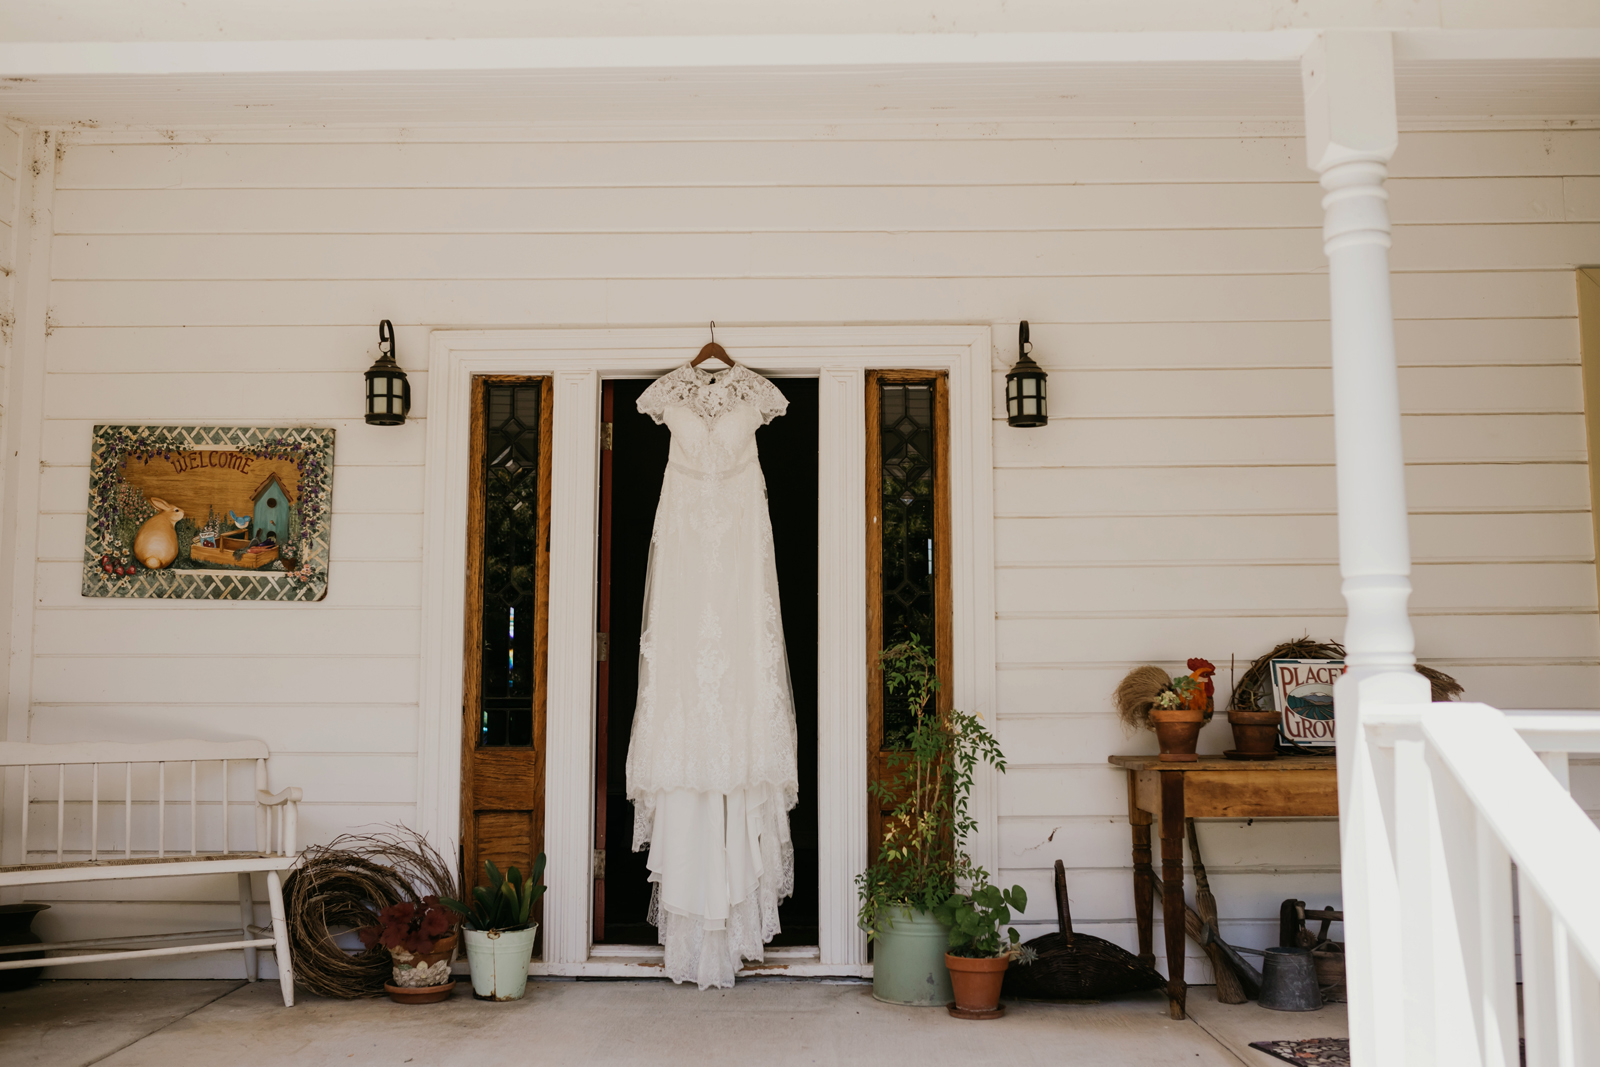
[1301,30,1432,1067]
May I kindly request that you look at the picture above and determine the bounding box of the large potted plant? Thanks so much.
[358,895,460,1003]
[933,881,1033,1018]
[442,855,545,1002]
[856,636,1007,1006]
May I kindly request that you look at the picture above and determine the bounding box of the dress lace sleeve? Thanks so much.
[636,370,694,425]
[737,370,789,425]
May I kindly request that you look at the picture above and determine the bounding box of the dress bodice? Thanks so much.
[637,365,788,476]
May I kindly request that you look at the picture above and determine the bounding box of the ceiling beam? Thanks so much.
[2,29,1598,78]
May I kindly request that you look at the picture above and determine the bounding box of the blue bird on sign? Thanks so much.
[227,510,252,533]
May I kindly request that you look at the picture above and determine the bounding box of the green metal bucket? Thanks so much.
[464,925,537,1001]
[870,908,952,1006]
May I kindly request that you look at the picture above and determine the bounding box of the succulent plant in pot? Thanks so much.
[358,896,460,1002]
[1115,658,1217,762]
[932,881,1034,1018]
[441,856,545,1002]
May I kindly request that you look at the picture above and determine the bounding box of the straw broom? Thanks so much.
[1187,818,1246,1004]
[1150,871,1259,1000]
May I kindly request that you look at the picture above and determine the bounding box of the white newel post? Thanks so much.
[1302,31,1433,1067]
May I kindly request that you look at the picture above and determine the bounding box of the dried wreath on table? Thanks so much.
[1228,637,1463,713]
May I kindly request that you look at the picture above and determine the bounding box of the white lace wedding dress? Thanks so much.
[626,363,799,990]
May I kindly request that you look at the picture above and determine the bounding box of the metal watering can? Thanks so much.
[1216,944,1322,1012]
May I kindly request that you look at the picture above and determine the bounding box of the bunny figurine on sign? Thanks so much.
[133,498,185,570]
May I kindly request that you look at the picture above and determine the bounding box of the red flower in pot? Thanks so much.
[359,896,460,1000]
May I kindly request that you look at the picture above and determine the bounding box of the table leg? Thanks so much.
[1126,770,1155,972]
[1160,769,1187,1020]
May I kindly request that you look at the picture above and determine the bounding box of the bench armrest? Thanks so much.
[254,786,302,856]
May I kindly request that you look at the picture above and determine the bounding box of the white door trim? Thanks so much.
[420,325,996,976]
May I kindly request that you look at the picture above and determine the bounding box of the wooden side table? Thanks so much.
[1108,754,1338,1019]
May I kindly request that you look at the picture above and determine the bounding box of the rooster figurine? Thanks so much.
[1183,657,1217,714]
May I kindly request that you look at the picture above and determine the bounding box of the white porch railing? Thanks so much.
[1299,30,1600,1065]
[1503,711,1600,795]
[1354,702,1600,1066]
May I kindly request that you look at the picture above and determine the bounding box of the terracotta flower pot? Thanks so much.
[945,953,1009,1017]
[1228,709,1282,758]
[383,980,457,1004]
[1148,705,1205,762]
[411,932,457,970]
[387,932,459,999]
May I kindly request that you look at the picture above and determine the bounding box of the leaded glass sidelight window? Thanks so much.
[883,382,934,742]
[478,383,543,747]
[870,375,940,758]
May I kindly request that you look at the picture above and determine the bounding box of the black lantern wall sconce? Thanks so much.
[364,319,411,426]
[1005,320,1048,427]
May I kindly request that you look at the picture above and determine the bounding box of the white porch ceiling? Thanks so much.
[2,57,1597,128]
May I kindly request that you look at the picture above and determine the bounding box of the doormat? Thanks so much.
[1247,1039,1350,1066]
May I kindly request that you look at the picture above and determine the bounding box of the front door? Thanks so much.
[462,377,552,931]
[592,376,821,947]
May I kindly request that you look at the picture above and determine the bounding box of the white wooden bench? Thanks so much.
[0,739,302,1005]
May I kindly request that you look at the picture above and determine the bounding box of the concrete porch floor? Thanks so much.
[0,979,1348,1067]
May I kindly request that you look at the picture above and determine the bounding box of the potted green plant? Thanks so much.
[933,882,1033,1017]
[856,636,1007,1006]
[358,896,460,1003]
[441,855,545,1002]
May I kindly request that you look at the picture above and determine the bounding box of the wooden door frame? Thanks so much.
[461,376,552,906]
[420,325,997,976]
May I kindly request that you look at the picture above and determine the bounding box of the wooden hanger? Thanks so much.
[690,321,735,370]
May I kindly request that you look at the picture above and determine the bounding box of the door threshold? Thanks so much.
[510,944,870,979]
[589,943,820,962]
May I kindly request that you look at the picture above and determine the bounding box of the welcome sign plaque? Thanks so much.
[81,425,333,601]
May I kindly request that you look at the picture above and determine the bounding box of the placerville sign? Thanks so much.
[1269,658,1345,747]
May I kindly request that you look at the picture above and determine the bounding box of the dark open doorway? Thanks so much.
[594,376,819,947]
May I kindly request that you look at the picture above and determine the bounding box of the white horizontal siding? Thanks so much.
[11,121,1598,978]
[45,178,1593,235]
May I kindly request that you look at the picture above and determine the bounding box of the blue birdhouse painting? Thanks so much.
[250,473,293,548]
[80,425,333,601]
